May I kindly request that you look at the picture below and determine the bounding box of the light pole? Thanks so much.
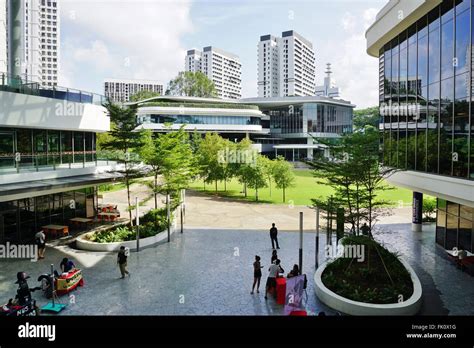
[315,207,320,269]
[135,197,140,252]
[299,212,303,274]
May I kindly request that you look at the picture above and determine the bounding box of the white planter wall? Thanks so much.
[76,210,179,252]
[314,258,423,316]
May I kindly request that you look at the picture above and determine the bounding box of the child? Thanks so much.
[251,255,263,294]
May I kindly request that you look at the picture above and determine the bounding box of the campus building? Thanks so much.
[130,94,354,161]
[241,96,354,160]
[131,96,267,145]
[104,78,164,103]
[1,0,60,87]
[258,30,316,98]
[185,46,242,100]
[0,77,115,243]
[366,0,474,252]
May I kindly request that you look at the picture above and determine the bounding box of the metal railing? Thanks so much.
[0,72,108,106]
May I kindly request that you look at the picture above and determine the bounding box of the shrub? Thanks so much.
[321,235,414,304]
[423,198,437,222]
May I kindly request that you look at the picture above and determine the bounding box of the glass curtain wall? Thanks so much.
[379,0,473,180]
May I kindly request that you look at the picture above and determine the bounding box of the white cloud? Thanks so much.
[59,0,193,93]
[319,7,380,109]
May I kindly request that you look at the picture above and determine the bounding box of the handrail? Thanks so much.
[0,72,108,106]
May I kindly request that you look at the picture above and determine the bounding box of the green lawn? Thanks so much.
[189,169,416,207]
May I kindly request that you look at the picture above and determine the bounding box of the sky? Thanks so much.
[59,0,386,109]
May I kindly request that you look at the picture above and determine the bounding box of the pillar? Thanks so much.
[9,0,22,86]
[412,191,423,232]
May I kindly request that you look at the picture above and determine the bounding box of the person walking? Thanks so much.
[265,259,284,300]
[269,223,280,249]
[117,246,130,279]
[251,255,263,294]
[35,230,46,260]
[271,250,278,264]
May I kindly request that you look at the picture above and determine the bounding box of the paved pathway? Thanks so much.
[0,229,335,315]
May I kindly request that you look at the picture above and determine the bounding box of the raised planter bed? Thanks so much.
[314,257,422,316]
[76,210,179,252]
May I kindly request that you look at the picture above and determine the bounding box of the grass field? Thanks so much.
[189,169,417,207]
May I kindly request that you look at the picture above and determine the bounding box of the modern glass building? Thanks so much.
[131,96,267,143]
[367,0,474,252]
[0,77,115,244]
[241,96,354,160]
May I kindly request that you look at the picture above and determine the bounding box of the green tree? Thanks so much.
[309,128,394,236]
[353,106,379,132]
[129,90,161,103]
[272,156,296,203]
[196,132,225,191]
[260,155,275,197]
[166,71,217,98]
[102,102,147,224]
[141,126,197,209]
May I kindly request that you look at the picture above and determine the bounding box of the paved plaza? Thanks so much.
[1,187,473,316]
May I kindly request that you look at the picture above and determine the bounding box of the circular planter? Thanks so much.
[76,211,179,252]
[314,258,422,315]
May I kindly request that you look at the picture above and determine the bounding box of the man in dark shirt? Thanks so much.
[270,223,280,249]
[117,246,130,279]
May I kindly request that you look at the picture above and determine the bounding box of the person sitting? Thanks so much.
[287,264,300,278]
[60,257,76,273]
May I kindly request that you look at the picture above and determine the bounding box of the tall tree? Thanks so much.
[102,102,147,224]
[166,71,217,98]
[353,106,379,132]
[141,126,197,209]
[197,132,225,191]
[309,128,393,236]
[272,156,296,203]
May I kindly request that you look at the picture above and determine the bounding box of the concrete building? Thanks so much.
[185,46,242,100]
[1,0,60,87]
[104,78,164,104]
[258,30,316,98]
[366,0,474,251]
[129,94,354,162]
[40,0,60,88]
[0,0,6,74]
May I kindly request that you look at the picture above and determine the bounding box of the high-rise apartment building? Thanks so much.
[39,0,60,88]
[0,0,6,74]
[184,46,242,99]
[258,30,316,98]
[1,0,60,87]
[104,78,164,103]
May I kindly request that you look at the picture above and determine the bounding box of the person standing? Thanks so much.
[269,223,280,249]
[117,246,130,279]
[265,259,284,300]
[271,250,278,264]
[251,255,263,294]
[35,230,46,260]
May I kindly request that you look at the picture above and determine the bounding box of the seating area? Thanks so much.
[446,249,474,276]
[40,203,122,241]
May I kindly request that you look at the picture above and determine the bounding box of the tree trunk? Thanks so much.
[268,177,272,197]
[283,187,286,203]
[126,177,133,226]
[244,183,247,197]
[224,179,227,192]
[215,180,218,192]
[256,185,258,202]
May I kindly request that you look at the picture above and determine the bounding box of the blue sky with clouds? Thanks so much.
[59,0,386,108]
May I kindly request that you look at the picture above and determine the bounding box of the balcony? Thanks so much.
[0,73,107,106]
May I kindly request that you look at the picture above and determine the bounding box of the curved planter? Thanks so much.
[314,258,422,316]
[76,210,179,252]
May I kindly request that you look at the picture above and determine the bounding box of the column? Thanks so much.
[412,191,423,232]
